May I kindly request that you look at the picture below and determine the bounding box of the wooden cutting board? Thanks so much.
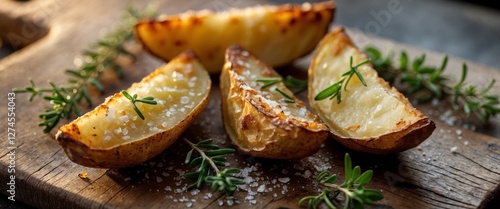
[1,0,499,208]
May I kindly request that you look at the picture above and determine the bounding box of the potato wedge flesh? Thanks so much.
[311,46,421,138]
[308,27,435,154]
[55,51,211,168]
[135,1,334,73]
[59,53,210,149]
[221,45,328,159]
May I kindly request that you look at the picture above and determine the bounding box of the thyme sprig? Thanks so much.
[256,75,306,103]
[299,153,383,209]
[365,47,500,123]
[183,138,244,196]
[12,6,156,133]
[121,90,157,120]
[314,56,369,102]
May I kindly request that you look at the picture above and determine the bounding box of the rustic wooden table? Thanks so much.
[1,0,499,208]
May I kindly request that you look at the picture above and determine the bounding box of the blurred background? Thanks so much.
[1,0,499,208]
[1,0,500,68]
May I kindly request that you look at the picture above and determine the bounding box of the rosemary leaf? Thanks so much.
[299,153,383,209]
[314,56,369,102]
[121,90,157,120]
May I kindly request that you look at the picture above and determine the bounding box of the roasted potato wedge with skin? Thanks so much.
[221,45,329,159]
[55,51,211,168]
[308,27,435,154]
[134,1,335,74]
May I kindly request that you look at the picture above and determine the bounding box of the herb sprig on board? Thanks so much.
[13,6,156,133]
[365,47,500,123]
[183,138,244,196]
[299,153,383,209]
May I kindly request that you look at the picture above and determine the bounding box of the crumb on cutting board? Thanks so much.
[78,172,88,179]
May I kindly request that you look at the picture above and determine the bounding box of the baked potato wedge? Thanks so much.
[220,45,329,159]
[55,50,211,168]
[308,27,435,154]
[134,1,335,74]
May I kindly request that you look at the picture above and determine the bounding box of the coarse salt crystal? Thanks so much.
[278,177,290,183]
[257,185,265,193]
[244,177,253,184]
[302,170,312,178]
[180,96,189,104]
[119,115,129,122]
[190,189,200,196]
[227,199,234,206]
[157,177,163,183]
[450,146,458,153]
[164,186,172,191]
[464,141,469,146]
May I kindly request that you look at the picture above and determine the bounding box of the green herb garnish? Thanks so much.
[314,56,369,102]
[256,75,308,93]
[275,88,295,103]
[183,138,244,196]
[256,75,306,103]
[12,6,156,133]
[365,46,500,123]
[121,90,157,120]
[299,153,383,209]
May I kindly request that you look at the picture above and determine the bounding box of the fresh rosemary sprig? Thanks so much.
[13,6,156,133]
[314,57,369,102]
[299,153,383,209]
[182,138,244,196]
[365,46,500,123]
[121,90,157,120]
[256,75,306,103]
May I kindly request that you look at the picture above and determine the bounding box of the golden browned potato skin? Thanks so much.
[221,45,328,159]
[55,51,211,168]
[308,27,435,154]
[134,1,335,74]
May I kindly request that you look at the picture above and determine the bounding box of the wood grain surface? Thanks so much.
[0,0,499,208]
